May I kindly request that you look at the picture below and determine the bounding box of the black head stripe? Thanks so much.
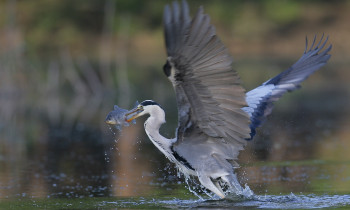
[163,60,171,77]
[140,100,160,107]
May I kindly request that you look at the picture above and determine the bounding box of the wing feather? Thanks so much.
[163,0,250,153]
[243,35,332,139]
[162,1,332,180]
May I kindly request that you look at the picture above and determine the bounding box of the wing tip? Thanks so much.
[305,33,332,55]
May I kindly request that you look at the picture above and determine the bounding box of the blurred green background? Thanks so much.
[0,0,350,202]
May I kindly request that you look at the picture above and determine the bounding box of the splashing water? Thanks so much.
[104,151,110,163]
[184,176,205,200]
[107,125,117,135]
[99,193,350,209]
[234,193,350,209]
[178,170,255,201]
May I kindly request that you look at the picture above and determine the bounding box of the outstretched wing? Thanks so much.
[242,34,332,139]
[163,0,251,154]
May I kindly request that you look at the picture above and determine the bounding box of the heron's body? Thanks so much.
[132,101,243,197]
[107,0,332,199]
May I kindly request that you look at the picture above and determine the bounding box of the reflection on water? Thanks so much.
[1,50,350,208]
[1,81,350,208]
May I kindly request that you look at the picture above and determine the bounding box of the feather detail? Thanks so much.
[243,34,332,140]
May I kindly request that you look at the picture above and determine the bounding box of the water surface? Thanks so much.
[1,51,349,209]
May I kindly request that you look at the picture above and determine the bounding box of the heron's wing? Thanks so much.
[163,0,251,151]
[242,35,332,139]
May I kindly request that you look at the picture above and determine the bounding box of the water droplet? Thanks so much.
[104,150,110,163]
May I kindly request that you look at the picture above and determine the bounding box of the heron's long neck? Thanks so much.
[144,110,174,159]
[144,107,195,176]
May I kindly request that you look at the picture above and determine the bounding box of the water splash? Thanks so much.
[184,177,205,201]
[235,193,350,209]
[172,167,256,200]
[242,184,254,198]
[107,125,116,136]
[104,151,110,163]
[104,125,123,162]
[100,193,350,209]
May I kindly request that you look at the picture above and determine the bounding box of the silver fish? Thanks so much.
[105,101,138,130]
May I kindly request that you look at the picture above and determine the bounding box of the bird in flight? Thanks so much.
[107,0,332,199]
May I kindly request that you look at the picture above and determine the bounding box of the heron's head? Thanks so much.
[125,100,164,123]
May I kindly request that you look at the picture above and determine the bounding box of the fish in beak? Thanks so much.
[105,105,130,126]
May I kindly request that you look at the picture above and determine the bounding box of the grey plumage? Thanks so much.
[115,0,332,199]
[164,1,250,145]
[163,0,252,197]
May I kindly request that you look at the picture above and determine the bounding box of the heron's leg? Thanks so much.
[213,180,225,196]
[222,174,243,194]
[198,174,225,199]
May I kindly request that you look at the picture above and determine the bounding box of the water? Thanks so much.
[0,53,349,209]
[1,98,350,209]
[1,89,350,209]
[2,192,350,209]
[1,155,350,209]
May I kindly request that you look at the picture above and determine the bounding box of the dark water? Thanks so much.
[2,131,350,209]
[3,194,350,209]
[1,60,350,209]
[1,159,350,209]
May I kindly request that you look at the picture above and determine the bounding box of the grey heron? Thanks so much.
[107,0,332,199]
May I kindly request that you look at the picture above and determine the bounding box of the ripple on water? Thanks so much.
[236,194,350,209]
[106,194,350,209]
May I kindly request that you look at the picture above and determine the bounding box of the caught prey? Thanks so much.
[105,102,139,130]
[106,0,332,199]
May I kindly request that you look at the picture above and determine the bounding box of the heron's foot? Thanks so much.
[198,174,225,199]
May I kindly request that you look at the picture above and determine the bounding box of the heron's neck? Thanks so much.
[144,108,195,176]
[144,110,175,159]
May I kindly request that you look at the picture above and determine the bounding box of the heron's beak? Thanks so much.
[125,107,144,123]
